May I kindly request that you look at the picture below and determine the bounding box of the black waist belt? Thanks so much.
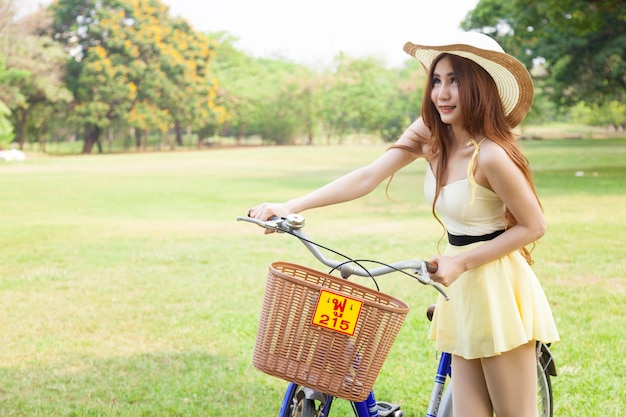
[448,230,505,246]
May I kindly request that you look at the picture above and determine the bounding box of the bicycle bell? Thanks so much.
[284,213,305,229]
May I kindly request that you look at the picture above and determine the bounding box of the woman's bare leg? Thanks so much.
[451,355,493,417]
[482,341,538,417]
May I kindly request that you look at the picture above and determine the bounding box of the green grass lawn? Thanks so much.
[0,139,624,416]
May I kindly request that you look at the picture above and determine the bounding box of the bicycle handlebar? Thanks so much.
[237,214,449,300]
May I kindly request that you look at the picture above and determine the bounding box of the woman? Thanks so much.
[248,32,559,417]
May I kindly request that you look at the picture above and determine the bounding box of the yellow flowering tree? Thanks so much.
[51,0,224,153]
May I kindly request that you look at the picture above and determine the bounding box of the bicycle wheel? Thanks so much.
[281,384,331,417]
[537,355,553,417]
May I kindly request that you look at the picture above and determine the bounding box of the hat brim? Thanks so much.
[404,41,533,127]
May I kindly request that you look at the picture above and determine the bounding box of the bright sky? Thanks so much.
[163,0,480,68]
[23,0,480,68]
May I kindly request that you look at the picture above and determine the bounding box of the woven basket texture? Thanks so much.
[253,261,409,401]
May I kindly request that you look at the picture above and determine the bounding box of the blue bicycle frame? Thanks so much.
[278,352,453,417]
[426,352,452,417]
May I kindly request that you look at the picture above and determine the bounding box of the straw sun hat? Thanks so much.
[404,32,533,127]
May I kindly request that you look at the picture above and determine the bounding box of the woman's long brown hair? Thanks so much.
[422,53,541,264]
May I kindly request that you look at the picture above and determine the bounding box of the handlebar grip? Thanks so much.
[425,261,438,273]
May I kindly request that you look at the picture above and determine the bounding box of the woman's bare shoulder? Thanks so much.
[477,139,513,166]
[477,139,527,190]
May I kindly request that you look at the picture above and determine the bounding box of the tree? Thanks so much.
[462,0,626,109]
[51,0,140,152]
[210,39,429,145]
[0,97,13,148]
[50,0,224,153]
[370,58,426,142]
[283,68,323,145]
[209,33,258,142]
[569,100,626,129]
[316,54,366,144]
[254,59,311,145]
[0,7,72,149]
[314,54,423,144]
[0,54,26,148]
[210,34,308,145]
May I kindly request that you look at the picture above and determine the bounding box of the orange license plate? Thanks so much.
[311,289,363,336]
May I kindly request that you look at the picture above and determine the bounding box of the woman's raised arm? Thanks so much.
[248,118,431,221]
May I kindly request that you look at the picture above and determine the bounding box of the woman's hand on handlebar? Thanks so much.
[247,202,294,220]
[426,255,465,287]
[247,202,296,233]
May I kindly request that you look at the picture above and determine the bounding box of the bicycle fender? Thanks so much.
[301,387,327,402]
[540,343,557,377]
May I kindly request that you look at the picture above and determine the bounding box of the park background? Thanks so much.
[1,0,625,416]
[0,0,625,153]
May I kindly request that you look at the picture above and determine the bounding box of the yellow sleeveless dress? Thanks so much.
[424,139,559,359]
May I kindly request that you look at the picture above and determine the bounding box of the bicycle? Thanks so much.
[238,214,557,417]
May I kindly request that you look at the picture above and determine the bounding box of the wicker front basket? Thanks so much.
[252,261,409,402]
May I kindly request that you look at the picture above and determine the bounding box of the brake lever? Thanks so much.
[413,261,449,301]
[237,214,305,233]
[235,216,282,231]
[430,282,449,301]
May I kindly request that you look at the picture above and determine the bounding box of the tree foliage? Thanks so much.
[463,0,626,109]
[50,0,225,153]
[3,0,623,154]
[0,97,13,147]
[210,35,422,146]
[0,54,26,148]
[0,1,72,149]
